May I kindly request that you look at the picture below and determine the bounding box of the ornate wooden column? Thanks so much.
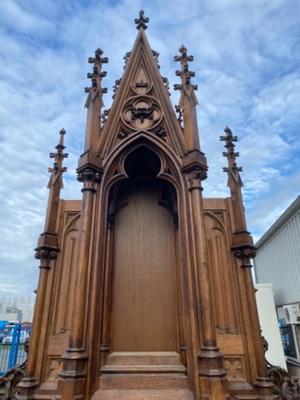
[220,127,276,399]
[58,49,107,400]
[175,48,229,400]
[18,129,68,399]
[58,166,101,399]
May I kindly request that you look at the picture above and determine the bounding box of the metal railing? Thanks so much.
[0,324,27,376]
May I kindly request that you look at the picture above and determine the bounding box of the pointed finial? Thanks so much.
[112,79,122,98]
[48,129,68,188]
[55,128,66,151]
[152,50,160,69]
[174,45,198,91]
[85,48,108,96]
[135,10,149,30]
[220,127,243,185]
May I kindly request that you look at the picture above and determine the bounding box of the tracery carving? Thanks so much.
[122,96,162,130]
[204,210,225,232]
[117,127,131,140]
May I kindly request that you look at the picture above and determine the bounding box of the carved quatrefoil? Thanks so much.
[122,96,162,130]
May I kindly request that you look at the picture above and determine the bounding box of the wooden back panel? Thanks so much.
[111,180,178,351]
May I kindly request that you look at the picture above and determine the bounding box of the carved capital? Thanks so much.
[77,168,102,193]
[186,167,204,190]
[232,243,256,268]
[35,247,58,262]
[182,150,208,183]
[35,232,59,268]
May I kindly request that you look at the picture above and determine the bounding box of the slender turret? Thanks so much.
[221,127,275,398]
[18,129,68,397]
[220,126,255,266]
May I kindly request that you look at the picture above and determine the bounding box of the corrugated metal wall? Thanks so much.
[255,208,300,306]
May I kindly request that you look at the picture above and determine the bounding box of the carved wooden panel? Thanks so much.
[204,211,238,334]
[111,180,178,351]
[217,335,247,382]
[52,212,80,335]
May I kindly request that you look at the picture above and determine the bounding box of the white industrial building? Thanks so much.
[0,295,35,322]
[254,196,300,372]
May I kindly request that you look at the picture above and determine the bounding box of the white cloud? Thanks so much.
[0,0,299,295]
[0,0,55,36]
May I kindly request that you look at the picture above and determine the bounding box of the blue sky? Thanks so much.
[0,0,299,296]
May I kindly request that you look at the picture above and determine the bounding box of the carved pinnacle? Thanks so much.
[100,108,110,125]
[152,50,160,69]
[135,10,149,30]
[48,129,68,189]
[220,126,243,183]
[85,48,108,96]
[112,79,122,98]
[174,45,198,91]
[175,105,184,127]
[123,51,131,69]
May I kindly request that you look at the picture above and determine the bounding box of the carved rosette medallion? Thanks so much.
[224,357,245,381]
[122,96,162,131]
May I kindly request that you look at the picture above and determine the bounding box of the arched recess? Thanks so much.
[204,211,238,334]
[99,141,187,364]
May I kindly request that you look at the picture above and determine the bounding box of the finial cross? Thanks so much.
[85,48,108,95]
[174,45,198,91]
[220,127,243,176]
[135,10,149,30]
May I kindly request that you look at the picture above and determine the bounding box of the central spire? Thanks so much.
[135,10,149,30]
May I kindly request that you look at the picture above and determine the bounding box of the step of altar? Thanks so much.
[92,351,193,398]
[101,351,186,372]
[91,388,195,400]
[99,372,189,390]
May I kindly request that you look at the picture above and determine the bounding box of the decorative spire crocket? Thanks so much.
[85,48,108,98]
[174,45,203,155]
[220,126,243,187]
[48,128,68,189]
[174,45,198,93]
[84,48,108,149]
[135,10,149,30]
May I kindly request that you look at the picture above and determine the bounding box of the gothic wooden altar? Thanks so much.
[18,11,276,400]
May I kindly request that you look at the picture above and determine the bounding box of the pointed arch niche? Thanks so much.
[101,145,182,356]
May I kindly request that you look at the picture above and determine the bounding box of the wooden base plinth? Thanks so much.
[17,376,39,399]
[198,347,230,400]
[57,349,88,400]
[254,377,277,399]
[57,377,86,400]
